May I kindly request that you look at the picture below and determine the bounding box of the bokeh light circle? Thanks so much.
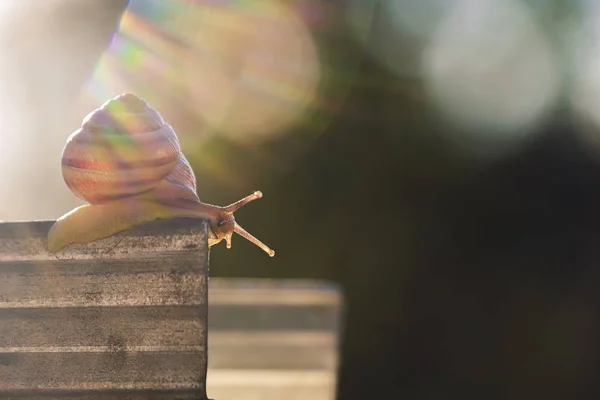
[422,0,561,155]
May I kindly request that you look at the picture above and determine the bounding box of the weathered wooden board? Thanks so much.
[207,279,342,371]
[0,218,209,400]
[206,279,343,400]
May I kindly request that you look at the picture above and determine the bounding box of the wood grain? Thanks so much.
[0,218,209,399]
[205,279,343,400]
[207,279,342,371]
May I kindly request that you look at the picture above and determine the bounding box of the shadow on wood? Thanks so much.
[0,218,210,399]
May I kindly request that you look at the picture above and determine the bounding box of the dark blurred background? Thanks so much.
[2,0,600,398]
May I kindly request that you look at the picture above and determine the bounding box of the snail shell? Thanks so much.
[61,93,192,203]
[48,93,274,257]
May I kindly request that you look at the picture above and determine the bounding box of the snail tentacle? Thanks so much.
[233,222,275,257]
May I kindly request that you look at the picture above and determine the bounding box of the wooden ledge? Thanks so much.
[0,218,209,261]
[0,218,210,399]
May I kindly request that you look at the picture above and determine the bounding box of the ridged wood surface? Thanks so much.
[206,278,343,400]
[0,218,209,399]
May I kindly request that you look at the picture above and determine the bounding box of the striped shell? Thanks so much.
[61,93,197,204]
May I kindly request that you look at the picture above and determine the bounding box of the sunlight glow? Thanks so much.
[86,0,320,144]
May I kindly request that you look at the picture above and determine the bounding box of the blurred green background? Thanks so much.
[2,0,600,398]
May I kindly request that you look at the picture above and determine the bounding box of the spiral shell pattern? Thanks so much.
[61,93,184,204]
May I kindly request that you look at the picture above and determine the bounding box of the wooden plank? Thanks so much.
[206,279,342,371]
[0,306,205,348]
[208,304,340,331]
[207,340,336,370]
[0,352,205,390]
[0,219,206,262]
[3,393,203,400]
[0,218,209,399]
[208,279,342,306]
[0,259,206,308]
[207,370,335,400]
[205,279,343,400]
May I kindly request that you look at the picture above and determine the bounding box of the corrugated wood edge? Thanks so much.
[0,218,209,261]
[206,278,343,372]
[0,218,211,399]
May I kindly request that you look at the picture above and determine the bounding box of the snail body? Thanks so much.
[48,93,275,257]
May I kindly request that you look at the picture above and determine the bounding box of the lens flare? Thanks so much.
[85,0,320,143]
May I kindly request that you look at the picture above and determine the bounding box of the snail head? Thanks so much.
[207,191,275,257]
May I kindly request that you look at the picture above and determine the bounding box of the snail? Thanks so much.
[47,93,275,257]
